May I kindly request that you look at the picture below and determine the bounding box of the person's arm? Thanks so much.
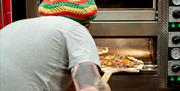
[71,62,111,91]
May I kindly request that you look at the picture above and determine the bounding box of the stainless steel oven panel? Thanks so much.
[94,0,157,21]
[169,7,180,22]
[168,61,180,76]
[89,0,161,37]
[95,9,157,21]
[89,22,160,36]
[168,32,180,47]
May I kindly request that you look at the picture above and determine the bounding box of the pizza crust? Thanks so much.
[97,46,109,55]
[100,55,144,73]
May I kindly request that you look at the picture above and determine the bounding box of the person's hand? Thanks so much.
[103,83,111,91]
[79,81,111,91]
[79,84,111,91]
[97,81,111,91]
[79,86,98,91]
[71,62,111,91]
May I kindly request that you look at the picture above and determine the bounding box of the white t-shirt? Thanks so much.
[0,16,100,91]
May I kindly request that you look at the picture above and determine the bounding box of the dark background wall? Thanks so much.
[11,0,42,21]
[12,0,26,21]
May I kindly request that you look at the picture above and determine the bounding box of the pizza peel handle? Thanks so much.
[101,72,112,83]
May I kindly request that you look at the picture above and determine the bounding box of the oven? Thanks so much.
[19,0,180,90]
[88,0,180,91]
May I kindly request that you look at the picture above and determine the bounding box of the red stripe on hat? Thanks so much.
[39,10,97,19]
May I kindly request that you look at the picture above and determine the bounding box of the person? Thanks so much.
[0,0,111,91]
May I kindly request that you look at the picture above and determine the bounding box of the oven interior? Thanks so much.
[95,0,154,8]
[95,37,157,75]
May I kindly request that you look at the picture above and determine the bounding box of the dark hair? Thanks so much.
[81,23,91,28]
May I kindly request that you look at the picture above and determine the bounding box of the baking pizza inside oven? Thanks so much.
[99,54,144,73]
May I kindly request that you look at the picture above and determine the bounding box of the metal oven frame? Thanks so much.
[88,0,177,91]
[95,0,157,21]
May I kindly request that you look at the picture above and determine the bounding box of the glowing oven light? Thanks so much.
[171,23,180,28]
[115,49,150,57]
[170,76,175,81]
[177,77,180,81]
[178,24,180,28]
[171,23,176,28]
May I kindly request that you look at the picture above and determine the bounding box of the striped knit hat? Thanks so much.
[38,0,97,23]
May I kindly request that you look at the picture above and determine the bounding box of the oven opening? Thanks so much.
[95,37,157,75]
[95,0,154,8]
[94,0,157,21]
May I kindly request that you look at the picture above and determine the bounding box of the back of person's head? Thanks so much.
[38,0,97,24]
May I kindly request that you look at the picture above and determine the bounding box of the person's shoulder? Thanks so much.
[38,16,76,23]
[55,16,83,25]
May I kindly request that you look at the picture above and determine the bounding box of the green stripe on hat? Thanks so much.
[40,0,96,9]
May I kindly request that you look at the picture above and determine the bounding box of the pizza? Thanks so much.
[97,46,109,55]
[99,54,144,73]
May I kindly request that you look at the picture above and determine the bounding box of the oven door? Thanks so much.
[94,0,157,21]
